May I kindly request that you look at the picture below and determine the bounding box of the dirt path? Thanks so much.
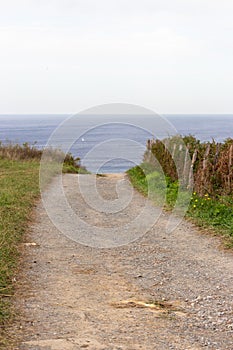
[13,174,233,349]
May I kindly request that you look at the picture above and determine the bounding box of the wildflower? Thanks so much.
[193,192,196,195]
[193,204,196,208]
[195,199,198,202]
[208,198,211,200]
[204,194,208,197]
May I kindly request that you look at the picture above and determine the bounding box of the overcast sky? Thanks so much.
[0,0,233,114]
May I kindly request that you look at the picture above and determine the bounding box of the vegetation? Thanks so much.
[128,136,233,248]
[0,141,87,174]
[0,159,40,346]
[145,136,233,196]
[189,192,233,247]
[0,142,87,346]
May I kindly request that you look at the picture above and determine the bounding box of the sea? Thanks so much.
[0,114,232,173]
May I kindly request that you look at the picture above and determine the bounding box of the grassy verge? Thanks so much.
[0,159,40,344]
[127,164,233,248]
[0,143,88,346]
[188,193,233,247]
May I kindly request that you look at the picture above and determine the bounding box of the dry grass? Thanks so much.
[145,136,233,196]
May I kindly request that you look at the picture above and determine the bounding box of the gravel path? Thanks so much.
[13,174,233,349]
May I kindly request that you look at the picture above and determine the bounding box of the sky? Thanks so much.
[0,0,233,114]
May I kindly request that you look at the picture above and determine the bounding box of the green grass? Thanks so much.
[127,164,233,248]
[127,165,179,209]
[126,165,148,196]
[0,159,40,342]
[0,141,89,347]
[62,164,90,174]
[0,149,88,346]
[188,193,233,247]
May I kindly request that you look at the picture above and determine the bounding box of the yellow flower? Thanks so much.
[193,204,196,208]
[193,192,196,195]
[195,199,198,202]
[208,198,211,200]
[204,194,208,197]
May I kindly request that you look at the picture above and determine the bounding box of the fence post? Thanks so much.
[201,143,211,195]
[228,144,233,192]
[182,144,190,187]
[172,143,177,159]
[188,148,198,189]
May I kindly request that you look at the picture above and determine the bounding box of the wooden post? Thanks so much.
[147,139,151,150]
[228,144,233,192]
[203,144,211,171]
[183,144,190,179]
[172,143,177,159]
[188,148,198,189]
[214,143,220,168]
[201,144,211,195]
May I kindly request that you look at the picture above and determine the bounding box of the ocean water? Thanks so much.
[0,114,232,173]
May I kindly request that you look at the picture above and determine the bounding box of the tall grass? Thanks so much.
[0,142,87,174]
[144,136,233,196]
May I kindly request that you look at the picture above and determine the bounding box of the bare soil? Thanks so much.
[11,174,233,349]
